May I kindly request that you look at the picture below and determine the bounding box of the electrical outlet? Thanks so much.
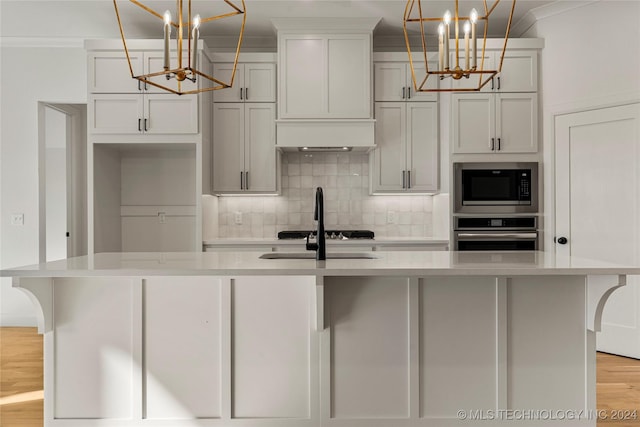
[387,211,397,224]
[11,213,24,226]
[234,211,243,225]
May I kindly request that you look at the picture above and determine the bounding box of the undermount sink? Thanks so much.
[259,252,378,260]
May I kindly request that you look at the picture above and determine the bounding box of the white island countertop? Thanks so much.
[4,251,640,278]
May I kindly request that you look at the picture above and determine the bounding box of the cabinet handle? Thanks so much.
[245,88,248,100]
[491,78,495,91]
[138,118,142,132]
[144,118,148,132]
[245,171,249,189]
[407,170,411,189]
[497,138,501,151]
[402,87,406,99]
[408,86,412,99]
[138,80,142,92]
[491,138,495,151]
[240,88,243,100]
[497,76,501,90]
[240,171,244,190]
[402,170,406,189]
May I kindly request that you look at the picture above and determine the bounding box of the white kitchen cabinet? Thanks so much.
[447,50,537,93]
[212,63,276,103]
[278,33,372,119]
[89,93,198,134]
[212,103,277,193]
[372,102,438,193]
[374,62,437,102]
[88,50,200,94]
[451,92,537,154]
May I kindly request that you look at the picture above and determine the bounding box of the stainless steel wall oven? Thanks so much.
[453,217,538,251]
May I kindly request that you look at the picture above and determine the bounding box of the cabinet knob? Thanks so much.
[556,237,568,245]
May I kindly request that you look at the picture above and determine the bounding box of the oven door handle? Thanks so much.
[456,232,538,239]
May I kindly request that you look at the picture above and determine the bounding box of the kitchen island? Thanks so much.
[3,250,638,427]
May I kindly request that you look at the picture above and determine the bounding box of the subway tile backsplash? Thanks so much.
[217,152,434,238]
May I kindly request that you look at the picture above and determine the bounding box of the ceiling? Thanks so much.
[0,0,558,47]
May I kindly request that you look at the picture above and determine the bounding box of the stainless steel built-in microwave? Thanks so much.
[453,162,539,213]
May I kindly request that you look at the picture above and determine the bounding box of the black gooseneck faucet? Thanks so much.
[306,187,326,260]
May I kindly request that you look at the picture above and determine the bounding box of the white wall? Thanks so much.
[523,1,640,251]
[0,45,87,325]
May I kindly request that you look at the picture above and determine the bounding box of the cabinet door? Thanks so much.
[372,103,407,192]
[89,94,143,134]
[406,103,438,192]
[145,94,198,134]
[244,104,277,192]
[327,35,371,118]
[244,63,276,102]
[447,51,494,92]
[451,93,494,153]
[145,52,199,94]
[279,36,325,118]
[212,63,245,102]
[374,62,406,102]
[88,52,143,93]
[406,62,439,102]
[495,93,537,153]
[497,50,537,92]
[213,103,245,192]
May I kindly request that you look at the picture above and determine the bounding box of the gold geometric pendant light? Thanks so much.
[113,0,246,95]
[403,0,516,92]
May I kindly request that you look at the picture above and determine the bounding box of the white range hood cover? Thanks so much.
[275,119,376,152]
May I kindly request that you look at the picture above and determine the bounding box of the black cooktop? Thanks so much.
[278,230,375,240]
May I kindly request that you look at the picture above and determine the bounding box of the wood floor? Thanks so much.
[2,328,640,426]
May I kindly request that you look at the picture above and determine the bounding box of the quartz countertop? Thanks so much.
[4,251,640,278]
[202,237,449,247]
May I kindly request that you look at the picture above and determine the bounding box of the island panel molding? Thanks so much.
[5,251,638,427]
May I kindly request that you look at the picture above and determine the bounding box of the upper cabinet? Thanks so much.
[447,50,538,93]
[374,61,438,102]
[212,62,276,103]
[278,33,372,119]
[451,92,538,154]
[273,18,380,120]
[89,51,199,94]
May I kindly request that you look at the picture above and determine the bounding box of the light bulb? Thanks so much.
[193,14,201,29]
[438,23,444,36]
[464,21,471,35]
[470,8,478,24]
[443,10,452,25]
[163,10,171,26]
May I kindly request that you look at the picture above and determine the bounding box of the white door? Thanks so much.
[406,102,438,192]
[244,103,276,192]
[451,93,494,153]
[555,102,640,358]
[213,103,245,192]
[372,102,407,192]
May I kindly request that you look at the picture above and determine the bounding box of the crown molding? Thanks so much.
[0,37,85,48]
[510,0,599,36]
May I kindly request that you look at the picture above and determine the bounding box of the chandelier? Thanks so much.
[403,0,516,92]
[113,0,246,95]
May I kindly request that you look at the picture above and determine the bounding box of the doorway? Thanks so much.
[38,103,87,262]
[555,102,640,358]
